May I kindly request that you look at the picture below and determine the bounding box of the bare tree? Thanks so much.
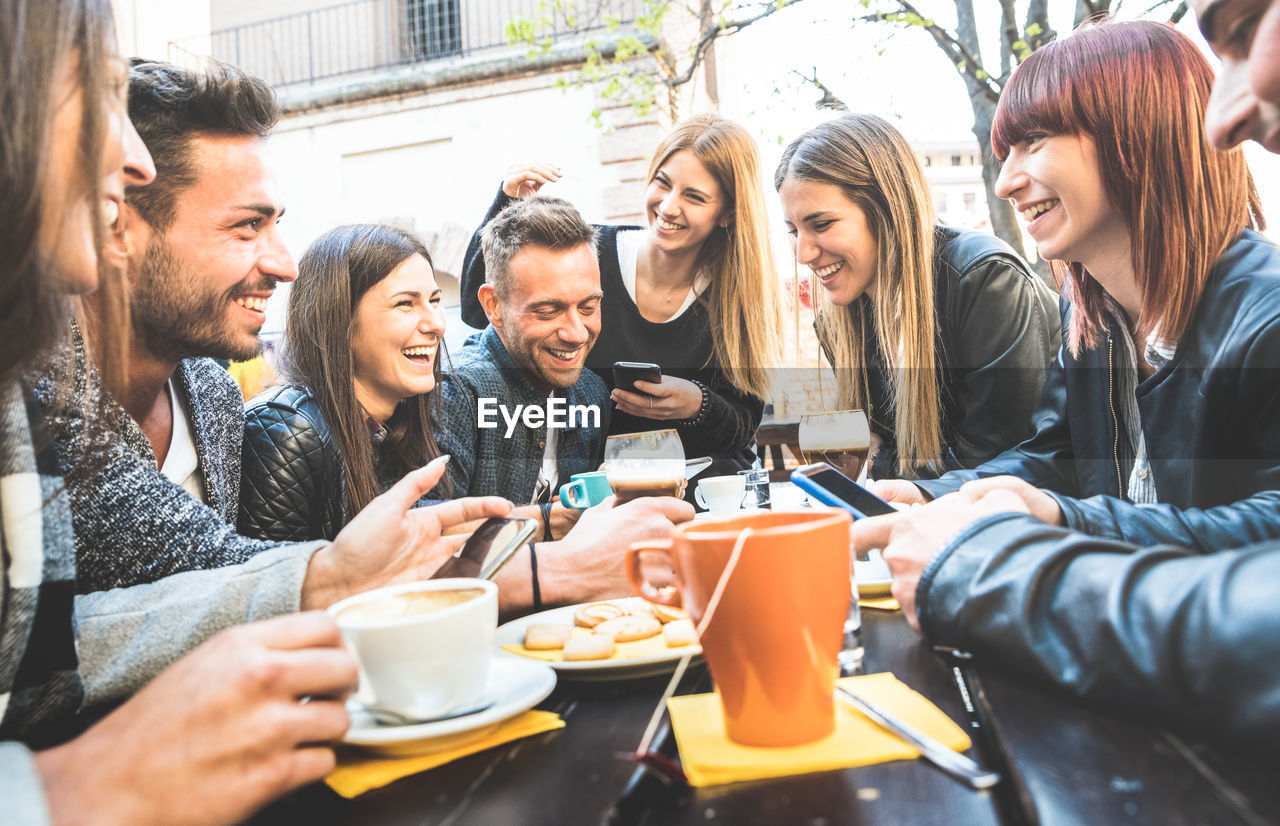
[507,0,1181,256]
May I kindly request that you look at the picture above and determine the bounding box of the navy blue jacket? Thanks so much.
[918,513,1280,752]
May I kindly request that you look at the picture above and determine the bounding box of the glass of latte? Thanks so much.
[798,410,872,481]
[604,429,686,503]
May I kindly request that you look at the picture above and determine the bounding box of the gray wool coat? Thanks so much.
[28,326,288,593]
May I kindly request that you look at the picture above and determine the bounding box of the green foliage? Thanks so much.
[503,0,674,129]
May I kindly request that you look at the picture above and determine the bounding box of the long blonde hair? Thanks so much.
[648,115,781,398]
[775,114,941,474]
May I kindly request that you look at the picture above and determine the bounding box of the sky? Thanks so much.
[697,0,1280,233]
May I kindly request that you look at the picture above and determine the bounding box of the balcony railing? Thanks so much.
[169,0,642,88]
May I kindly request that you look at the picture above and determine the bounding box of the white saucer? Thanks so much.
[692,506,770,521]
[343,656,556,756]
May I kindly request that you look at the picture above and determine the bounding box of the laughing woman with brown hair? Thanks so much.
[239,223,449,541]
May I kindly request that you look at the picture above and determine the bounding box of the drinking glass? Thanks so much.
[798,410,871,675]
[798,409,872,481]
[604,429,686,503]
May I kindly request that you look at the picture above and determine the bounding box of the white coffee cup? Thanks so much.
[329,578,498,720]
[855,549,891,582]
[695,474,747,514]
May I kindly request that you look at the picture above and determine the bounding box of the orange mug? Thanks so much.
[626,511,852,747]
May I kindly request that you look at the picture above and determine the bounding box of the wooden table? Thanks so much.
[255,609,1280,825]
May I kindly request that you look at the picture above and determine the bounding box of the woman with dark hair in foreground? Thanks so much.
[240,224,449,541]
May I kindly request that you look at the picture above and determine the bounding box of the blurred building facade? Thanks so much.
[115,0,675,350]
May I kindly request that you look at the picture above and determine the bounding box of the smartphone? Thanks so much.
[790,463,896,519]
[431,516,539,581]
[612,361,662,395]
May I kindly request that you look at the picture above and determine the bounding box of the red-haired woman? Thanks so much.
[874,19,1280,552]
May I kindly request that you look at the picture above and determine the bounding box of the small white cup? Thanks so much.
[695,474,747,514]
[329,578,498,720]
[855,549,891,582]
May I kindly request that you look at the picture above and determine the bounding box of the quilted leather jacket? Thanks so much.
[239,385,351,541]
[821,225,1061,480]
[915,229,1280,551]
[918,512,1280,752]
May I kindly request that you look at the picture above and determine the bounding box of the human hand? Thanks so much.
[611,376,703,420]
[851,489,1030,631]
[538,495,695,605]
[865,478,930,506]
[502,161,563,198]
[36,612,357,826]
[955,475,1063,525]
[303,456,511,609]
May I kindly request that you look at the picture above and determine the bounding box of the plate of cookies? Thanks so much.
[495,597,702,681]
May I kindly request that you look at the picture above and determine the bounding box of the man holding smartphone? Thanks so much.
[431,196,610,531]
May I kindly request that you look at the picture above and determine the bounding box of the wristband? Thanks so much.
[540,501,553,542]
[528,542,542,611]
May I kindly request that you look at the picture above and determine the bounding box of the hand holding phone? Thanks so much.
[790,463,896,519]
[612,361,662,395]
[431,516,539,580]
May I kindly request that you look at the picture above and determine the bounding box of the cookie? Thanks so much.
[523,623,573,650]
[662,619,697,648]
[594,614,662,643]
[650,602,690,624]
[626,600,658,619]
[563,634,616,661]
[573,601,626,629]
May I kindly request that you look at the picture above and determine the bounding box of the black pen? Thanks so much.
[935,646,1040,826]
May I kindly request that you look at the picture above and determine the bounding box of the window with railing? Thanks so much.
[406,0,461,61]
[168,0,641,88]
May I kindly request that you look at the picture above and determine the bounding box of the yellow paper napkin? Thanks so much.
[667,672,971,787]
[859,596,900,611]
[325,710,564,798]
[502,627,697,662]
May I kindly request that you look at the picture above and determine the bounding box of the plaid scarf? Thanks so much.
[0,379,81,746]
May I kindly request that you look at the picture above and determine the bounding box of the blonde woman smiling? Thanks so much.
[775,113,1060,479]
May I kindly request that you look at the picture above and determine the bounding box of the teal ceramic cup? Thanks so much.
[559,471,612,509]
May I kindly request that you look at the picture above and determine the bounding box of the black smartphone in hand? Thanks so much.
[612,361,662,395]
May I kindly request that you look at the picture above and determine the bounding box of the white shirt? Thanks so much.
[1125,326,1176,505]
[616,229,709,320]
[537,391,560,503]
[160,378,207,503]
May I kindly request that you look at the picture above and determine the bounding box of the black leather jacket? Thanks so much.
[915,229,1280,551]
[918,512,1280,752]
[238,385,352,542]
[822,226,1061,479]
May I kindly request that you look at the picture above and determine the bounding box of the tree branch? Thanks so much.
[791,67,848,110]
[859,1,1002,103]
[661,0,809,88]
